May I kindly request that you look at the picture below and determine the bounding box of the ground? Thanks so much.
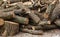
[14,29,60,37]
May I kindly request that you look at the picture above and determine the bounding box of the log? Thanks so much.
[54,19,60,26]
[22,25,57,30]
[50,3,60,22]
[28,12,40,23]
[34,11,44,20]
[0,6,18,12]
[3,21,19,36]
[0,11,15,19]
[16,3,41,23]
[14,9,25,15]
[44,0,59,19]
[13,16,29,24]
[21,28,43,35]
[38,21,51,25]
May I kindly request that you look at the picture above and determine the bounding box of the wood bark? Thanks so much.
[13,16,29,24]
[2,21,19,36]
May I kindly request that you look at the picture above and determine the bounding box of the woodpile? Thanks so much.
[0,0,60,36]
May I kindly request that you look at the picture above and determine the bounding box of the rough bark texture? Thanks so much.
[13,16,29,24]
[2,21,19,36]
[0,11,15,19]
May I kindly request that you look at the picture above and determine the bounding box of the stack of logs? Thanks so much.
[0,0,60,36]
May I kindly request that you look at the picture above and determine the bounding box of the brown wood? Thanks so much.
[13,16,29,24]
[3,21,19,36]
[22,24,57,30]
[0,18,4,26]
[0,11,15,19]
[21,28,43,35]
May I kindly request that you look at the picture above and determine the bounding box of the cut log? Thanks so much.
[44,0,59,19]
[13,16,29,24]
[3,21,19,36]
[50,3,60,22]
[28,12,40,23]
[0,11,15,19]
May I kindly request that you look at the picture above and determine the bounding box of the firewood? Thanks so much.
[44,0,59,19]
[0,11,15,19]
[22,24,57,30]
[13,16,29,24]
[3,21,19,36]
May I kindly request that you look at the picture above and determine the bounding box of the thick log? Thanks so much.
[13,16,29,24]
[50,3,60,22]
[2,21,19,36]
[28,12,40,23]
[21,28,43,35]
[44,0,59,19]
[0,11,15,19]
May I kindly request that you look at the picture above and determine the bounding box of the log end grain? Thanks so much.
[0,18,4,26]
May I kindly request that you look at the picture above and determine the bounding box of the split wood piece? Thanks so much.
[54,19,60,26]
[21,28,43,35]
[22,25,57,30]
[44,0,59,19]
[38,21,51,25]
[0,11,15,19]
[2,21,19,36]
[13,16,29,24]
[0,18,4,26]
[50,3,60,22]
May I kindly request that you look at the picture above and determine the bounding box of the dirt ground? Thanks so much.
[14,29,60,37]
